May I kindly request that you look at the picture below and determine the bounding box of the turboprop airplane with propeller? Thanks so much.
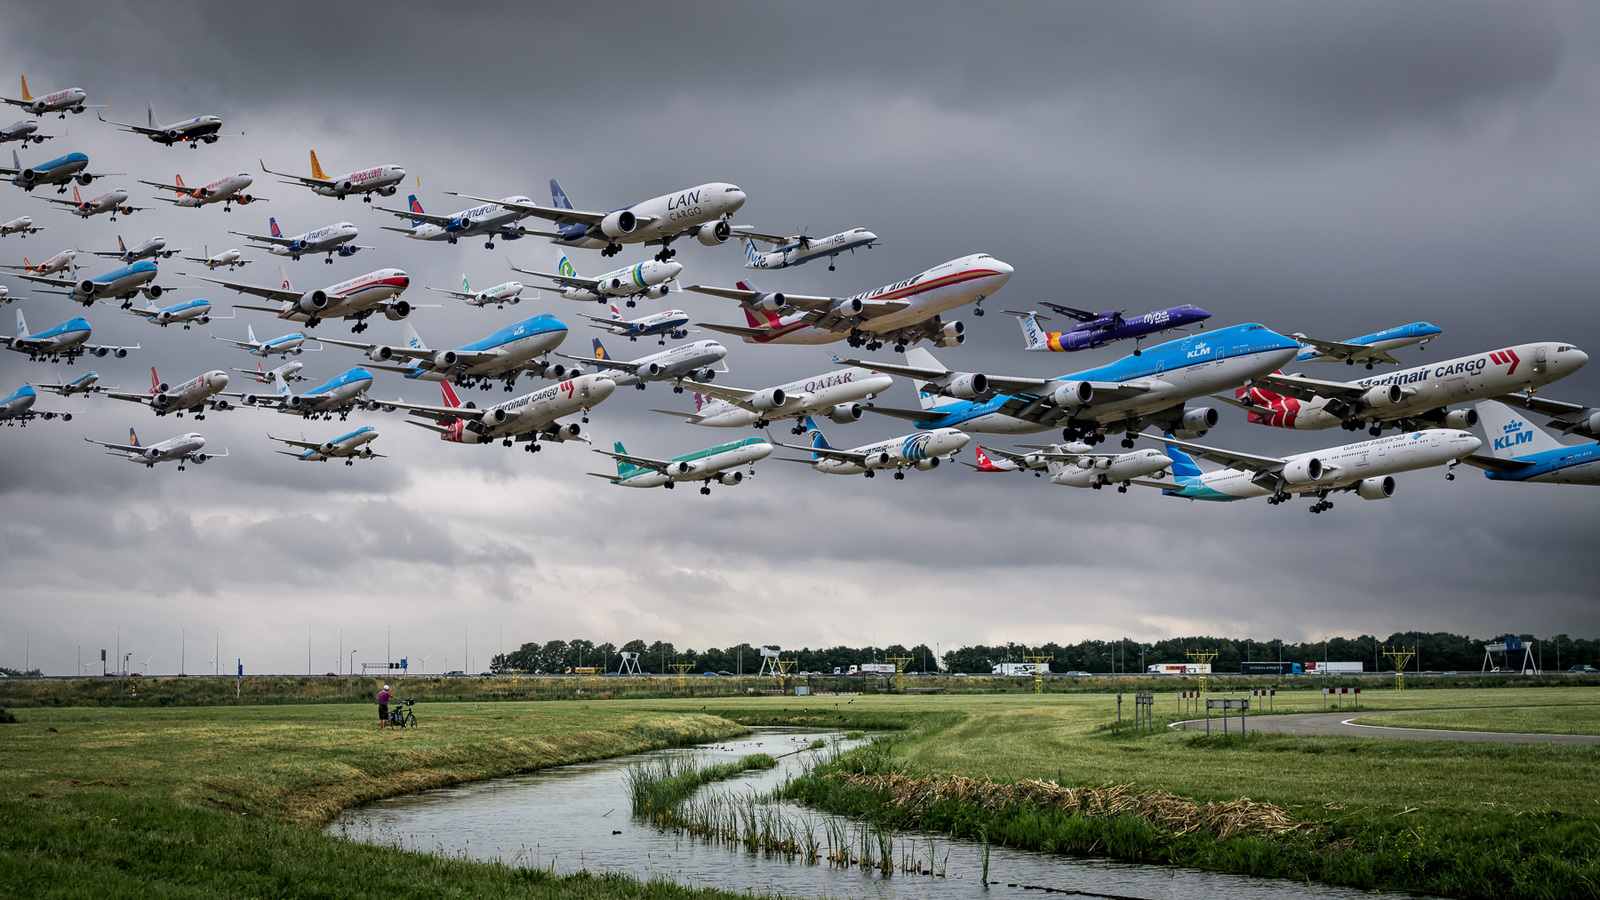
[1,77,103,118]
[510,255,681,306]
[656,365,893,433]
[97,105,235,148]
[591,436,772,493]
[211,323,316,358]
[117,296,226,330]
[552,338,726,392]
[86,428,224,470]
[231,359,307,385]
[386,377,615,452]
[90,235,185,263]
[320,314,569,390]
[452,179,747,262]
[1291,322,1442,368]
[32,371,113,396]
[2,248,76,275]
[2,310,137,361]
[966,442,1174,491]
[1134,429,1482,513]
[192,264,412,333]
[183,246,251,269]
[1009,303,1211,353]
[427,273,526,309]
[0,384,74,424]
[737,227,877,271]
[583,303,691,345]
[141,171,261,211]
[106,367,232,419]
[230,217,365,263]
[17,258,174,307]
[1226,342,1588,435]
[0,214,43,237]
[261,151,405,201]
[375,193,552,248]
[692,254,1014,351]
[775,417,969,480]
[1,120,55,144]
[848,325,1304,446]
[225,366,375,420]
[1463,401,1600,486]
[269,426,384,465]
[1,149,119,193]
[35,184,144,221]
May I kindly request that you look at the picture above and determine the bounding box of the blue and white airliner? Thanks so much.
[375,194,550,249]
[212,324,316,358]
[118,297,227,330]
[1,149,118,193]
[773,416,969,479]
[738,227,878,271]
[0,383,74,424]
[15,258,169,307]
[320,314,569,390]
[31,371,111,396]
[227,366,375,420]
[1464,401,1600,486]
[1292,322,1443,368]
[2,310,138,361]
[269,426,384,465]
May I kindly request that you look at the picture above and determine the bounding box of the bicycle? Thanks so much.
[387,698,417,729]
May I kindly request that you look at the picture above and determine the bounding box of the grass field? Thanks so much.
[1354,704,1600,735]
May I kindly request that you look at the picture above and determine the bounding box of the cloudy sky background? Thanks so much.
[2,2,1597,676]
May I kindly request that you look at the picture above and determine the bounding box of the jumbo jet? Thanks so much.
[691,254,1014,351]
[32,371,113,396]
[106,367,232,419]
[1,120,55,144]
[454,179,747,262]
[97,105,234,148]
[738,227,878,271]
[320,314,569,391]
[1134,429,1482,513]
[1,248,76,275]
[426,273,526,309]
[117,296,226,330]
[90,235,185,263]
[1,77,102,118]
[774,417,969,480]
[192,264,411,332]
[1489,391,1600,441]
[375,193,551,248]
[141,172,260,211]
[1226,342,1588,435]
[0,215,43,237]
[656,365,893,433]
[17,259,170,307]
[849,325,1304,445]
[269,426,384,465]
[591,437,772,493]
[965,443,1174,492]
[1,149,119,193]
[86,428,224,470]
[552,337,726,392]
[1292,322,1442,368]
[1463,401,1600,486]
[583,303,692,345]
[1008,303,1212,353]
[230,217,365,263]
[226,366,376,420]
[183,246,251,270]
[0,384,74,424]
[35,184,144,221]
[386,377,615,452]
[261,151,405,201]
[509,255,681,306]
[231,359,308,385]
[2,310,137,361]
[211,324,316,358]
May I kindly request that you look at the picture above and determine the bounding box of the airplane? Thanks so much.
[1462,401,1600,486]
[231,359,308,385]
[1227,342,1588,436]
[509,255,681,307]
[0,286,9,305]
[426,273,526,309]
[738,227,878,271]
[105,367,232,419]
[226,366,376,420]
[1292,322,1443,368]
[583,303,692,345]
[1,119,55,144]
[656,365,894,433]
[0,215,43,237]
[96,105,234,148]
[1009,303,1212,354]
[385,377,616,452]
[212,324,317,358]
[117,296,227,330]
[183,245,251,269]
[31,371,113,396]
[1490,391,1600,441]
[848,325,1304,446]
[260,151,405,201]
[0,384,74,424]
[1,248,76,275]
[1,149,119,193]
[0,77,102,118]
[89,235,185,263]
[552,337,727,392]
[590,437,772,493]
[452,179,747,261]
[1133,429,1482,513]
[374,193,554,249]
[15,259,170,307]
[965,442,1174,492]
[320,315,569,391]
[140,172,260,211]
[34,184,144,221]
[774,416,969,480]
[86,428,225,470]
[2,310,137,362]
[691,254,1015,351]
[229,217,365,263]
[269,426,384,465]
[191,265,412,332]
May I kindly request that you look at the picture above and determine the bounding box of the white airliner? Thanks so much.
[192,265,411,333]
[426,273,526,309]
[232,359,308,385]
[1,119,54,144]
[230,217,365,263]
[212,324,316,358]
[455,179,747,262]
[321,314,568,390]
[738,227,878,271]
[583,304,692,345]
[35,184,144,221]
[1136,429,1483,512]
[229,366,376,421]
[141,172,260,211]
[261,151,405,201]
[90,235,185,263]
[509,256,681,306]
[32,371,113,396]
[387,377,616,452]
[553,338,727,392]
[591,437,772,493]
[0,286,9,305]
[1,248,77,275]
[2,310,137,361]
[657,366,893,433]
[183,246,251,270]
[966,442,1174,491]
[775,417,970,479]
[0,215,43,237]
[86,428,224,470]
[106,367,232,419]
[1,77,102,118]
[269,426,384,465]
[1227,342,1589,435]
[0,384,74,424]
[97,105,234,148]
[692,254,1014,351]
[375,193,552,248]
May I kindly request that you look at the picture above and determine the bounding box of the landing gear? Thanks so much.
[974,304,985,317]
[602,243,621,258]
[1117,483,1129,493]
[672,385,684,394]
[893,470,905,480]
[790,422,806,435]
[325,256,334,264]
[654,245,677,262]
[503,439,513,447]
[351,322,368,334]
[626,299,637,308]
[1309,499,1333,514]
[864,470,875,478]
[1369,424,1383,436]
[892,343,905,353]
[1445,461,1459,482]
[754,418,768,429]
[664,481,674,490]
[635,383,647,390]
[700,485,711,495]
[1267,491,1290,506]
[485,240,495,250]
[1121,436,1135,449]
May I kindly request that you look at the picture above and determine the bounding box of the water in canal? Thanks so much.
[329,728,1433,899]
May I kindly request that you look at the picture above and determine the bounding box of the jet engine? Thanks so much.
[832,298,865,317]
[828,402,863,424]
[1585,411,1600,435]
[75,173,93,186]
[320,441,338,454]
[644,362,664,377]
[155,311,174,325]
[1281,456,1327,486]
[696,220,732,246]
[480,407,511,427]
[334,180,352,196]
[212,399,230,411]
[288,239,308,254]
[366,345,396,362]
[153,392,171,407]
[432,349,459,368]
[119,205,136,217]
[160,130,179,143]
[669,460,694,476]
[197,315,210,325]
[941,372,988,399]
[750,292,786,313]
[693,368,716,382]
[286,395,307,411]
[1173,407,1219,440]
[1359,384,1404,410]
[92,347,109,357]
[747,388,786,411]
[717,470,743,485]
[934,333,964,348]
[545,422,583,442]
[115,348,129,358]
[336,245,361,257]
[1440,408,1478,429]
[914,457,940,471]
[1357,475,1395,500]
[154,380,170,394]
[643,283,670,300]
[865,451,892,468]
[17,167,36,184]
[1048,380,1093,408]
[191,453,210,464]
[144,447,162,460]
[235,194,255,206]
[384,300,411,321]
[669,328,688,339]
[144,284,164,299]
[78,279,99,297]
[599,209,637,237]
[296,290,328,315]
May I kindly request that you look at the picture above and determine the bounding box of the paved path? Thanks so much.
[1172,710,1600,744]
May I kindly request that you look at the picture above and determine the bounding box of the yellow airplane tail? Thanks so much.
[309,149,327,181]
[19,75,31,102]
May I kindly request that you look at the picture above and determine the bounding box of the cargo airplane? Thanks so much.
[106,367,232,419]
[320,315,569,390]
[230,217,364,263]
[269,426,384,465]
[591,437,772,493]
[86,429,225,470]
[261,152,405,201]
[1463,402,1600,486]
[97,105,234,148]
[657,365,893,433]
[192,265,411,333]
[774,417,969,480]
[2,310,137,361]
[385,377,615,452]
[510,255,681,306]
[141,172,260,211]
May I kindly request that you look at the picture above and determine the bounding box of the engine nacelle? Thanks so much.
[943,372,988,400]
[212,399,230,411]
[1172,407,1219,440]
[1440,408,1478,430]
[1585,411,1600,435]
[750,292,786,313]
[145,284,163,299]
[934,334,964,348]
[79,279,99,297]
[75,173,93,186]
[1047,380,1093,408]
[155,381,171,394]
[1357,475,1396,500]
[155,312,174,324]
[1359,384,1404,410]
[197,315,210,325]
[481,407,510,427]
[914,457,940,471]
[92,347,108,357]
[334,180,352,196]
[18,167,36,183]
[336,245,361,257]
[161,130,179,143]
[236,194,254,206]
[320,441,338,454]
[1281,456,1326,486]
[119,205,136,216]
[296,290,329,315]
[644,362,664,378]
[243,393,264,406]
[384,300,411,322]
[366,345,396,362]
[832,298,865,317]
[191,453,209,464]
[286,395,307,411]
[694,368,716,382]
[669,460,694,476]
[378,185,397,196]
[144,447,162,460]
[670,328,688,340]
[696,220,732,246]
[828,402,863,424]
[748,388,786,411]
[449,216,474,233]
[717,470,743,485]
[865,451,892,469]
[433,349,459,369]
[941,321,964,340]
[644,283,670,300]
[599,209,637,237]
[154,392,171,407]
[551,421,583,442]
[114,348,129,358]
[288,239,308,253]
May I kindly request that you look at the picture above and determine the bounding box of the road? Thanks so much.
[1172,709,1600,744]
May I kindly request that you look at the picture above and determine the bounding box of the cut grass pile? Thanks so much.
[1353,704,1600,735]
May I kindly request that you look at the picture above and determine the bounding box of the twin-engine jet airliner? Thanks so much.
[426,274,525,309]
[261,151,405,201]
[106,367,232,418]
[553,338,726,392]
[17,258,170,307]
[510,256,680,306]
[192,265,411,332]
[229,217,365,263]
[774,417,969,479]
[35,184,144,221]
[141,172,260,211]
[269,426,384,464]
[97,105,235,148]
[1,77,102,118]
[375,194,551,248]
[1,119,55,144]
[966,442,1174,491]
[1,149,118,193]
[385,377,615,452]
[591,437,772,493]
[86,429,225,470]
[2,310,137,361]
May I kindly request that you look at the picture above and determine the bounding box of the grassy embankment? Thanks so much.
[0,702,771,899]
[1354,705,1600,735]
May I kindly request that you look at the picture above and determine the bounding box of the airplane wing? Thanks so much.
[671,379,781,411]
[316,335,428,361]
[687,284,839,310]
[1139,433,1285,474]
[506,262,597,291]
[182,255,251,266]
[226,228,291,247]
[96,111,160,136]
[1293,335,1401,365]
[425,286,472,301]
[837,355,1148,402]
[1460,452,1533,473]
[370,203,460,226]
[78,341,139,356]
[695,321,768,339]
[590,447,675,473]
[267,433,322,451]
[259,159,326,186]
[82,436,140,453]
[1492,392,1600,436]
[13,272,76,290]
[445,192,642,230]
[1039,302,1099,322]
[555,351,638,374]
[103,389,156,406]
[187,272,299,304]
[731,228,793,244]
[31,382,109,396]
[1251,372,1368,402]
[137,178,189,194]
[769,439,865,463]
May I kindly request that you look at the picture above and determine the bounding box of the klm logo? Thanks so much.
[1493,429,1534,452]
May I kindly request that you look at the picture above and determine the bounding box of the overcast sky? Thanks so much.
[3,2,1598,677]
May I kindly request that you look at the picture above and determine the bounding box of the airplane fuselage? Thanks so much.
[742,229,878,270]
[1,215,35,235]
[10,87,89,117]
[809,428,970,475]
[610,437,772,487]
[63,187,130,218]
[173,172,254,208]
[72,261,160,304]
[595,308,691,340]
[1164,430,1482,501]
[691,368,894,428]
[554,182,746,250]
[146,370,229,415]
[1293,321,1443,364]
[561,260,681,303]
[7,316,92,357]
[397,315,568,382]
[270,269,410,323]
[294,426,380,460]
[440,375,616,443]
[407,197,534,242]
[313,165,405,199]
[590,339,726,387]
[8,151,88,190]
[1,120,44,143]
[135,298,212,327]
[1047,448,1173,487]
[0,384,38,419]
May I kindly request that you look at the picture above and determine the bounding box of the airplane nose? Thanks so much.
[987,258,1016,282]
[663,262,684,278]
[1566,348,1589,369]
[214,372,229,388]
[1460,434,1483,454]
[590,377,617,399]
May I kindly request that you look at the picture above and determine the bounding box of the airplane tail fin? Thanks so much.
[1475,401,1563,459]
[1014,312,1052,351]
[610,440,642,478]
[72,185,81,204]
[277,264,291,292]
[743,307,783,330]
[440,381,463,410]
[406,194,425,228]
[128,427,140,448]
[146,103,155,129]
[558,255,578,279]
[246,324,257,344]
[1234,376,1299,428]
[15,308,27,337]
[269,217,282,239]
[19,76,31,103]
[741,237,761,267]
[1164,438,1204,483]
[271,370,291,395]
[460,272,470,294]
[174,174,186,190]
[801,416,835,458]
[308,149,328,181]
[401,322,424,353]
[973,445,1008,472]
[550,179,572,210]
[608,303,622,322]
[692,392,708,412]
[592,338,610,361]
[903,348,961,412]
[117,235,127,253]
[149,366,160,393]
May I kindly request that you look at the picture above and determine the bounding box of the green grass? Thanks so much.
[627,753,777,815]
[1352,705,1600,735]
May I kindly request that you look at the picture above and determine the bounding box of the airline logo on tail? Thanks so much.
[128,427,140,448]
[174,174,187,191]
[149,366,160,394]
[742,237,762,266]
[733,282,784,330]
[558,256,577,279]
[461,273,471,294]
[1235,377,1301,428]
[16,309,29,337]
[550,179,572,210]
[309,149,328,181]
[611,440,643,478]
[405,195,425,228]
[269,217,283,239]
[608,303,622,321]
[973,446,1008,472]
[19,76,32,103]
[592,338,611,361]
[692,392,708,412]
[117,235,128,253]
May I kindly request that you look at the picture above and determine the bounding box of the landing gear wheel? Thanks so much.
[893,471,905,480]
[864,470,875,478]
[1121,437,1135,449]
[700,485,711,495]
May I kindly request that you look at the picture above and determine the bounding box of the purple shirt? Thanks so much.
[378,689,391,705]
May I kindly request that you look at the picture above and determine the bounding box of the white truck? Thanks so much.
[1147,663,1211,675]
[1305,661,1364,675]
[992,662,1050,676]
[832,663,898,676]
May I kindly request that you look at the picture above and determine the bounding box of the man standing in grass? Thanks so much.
[378,684,391,728]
